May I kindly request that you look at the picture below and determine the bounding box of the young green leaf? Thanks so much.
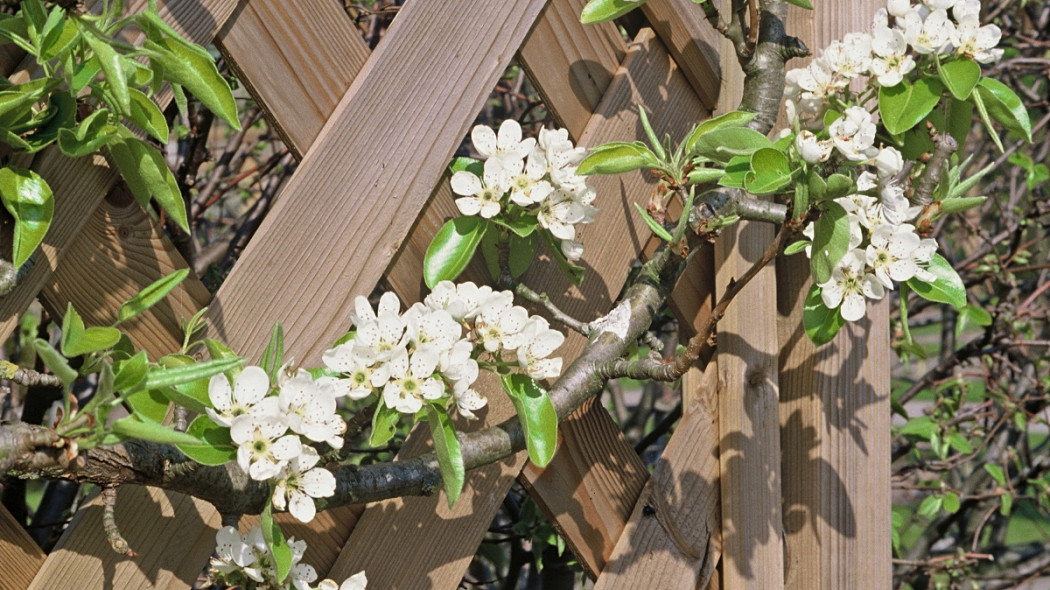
[34,338,77,384]
[370,399,400,448]
[0,167,54,269]
[983,463,1006,487]
[938,58,981,100]
[118,268,189,323]
[580,0,649,24]
[879,77,943,135]
[637,106,665,161]
[141,36,241,130]
[144,356,245,390]
[127,88,170,143]
[123,387,171,424]
[803,285,846,346]
[577,142,657,175]
[974,77,1032,143]
[57,107,115,157]
[260,322,284,381]
[78,22,131,115]
[690,127,772,164]
[684,111,757,156]
[744,147,792,195]
[426,404,465,508]
[907,254,966,309]
[809,201,850,285]
[260,498,294,583]
[110,415,201,446]
[501,374,559,468]
[113,351,149,393]
[424,216,487,288]
[176,414,238,466]
[634,202,673,242]
[107,134,189,232]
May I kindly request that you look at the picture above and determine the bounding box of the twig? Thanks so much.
[511,282,591,337]
[0,360,62,388]
[102,486,137,557]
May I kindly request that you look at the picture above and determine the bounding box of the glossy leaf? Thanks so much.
[141,36,240,129]
[501,374,558,468]
[424,216,487,288]
[938,58,981,100]
[260,499,293,583]
[974,77,1032,143]
[370,399,400,447]
[907,254,966,309]
[577,141,657,175]
[426,404,465,508]
[0,167,54,268]
[803,285,846,346]
[108,134,189,232]
[580,0,649,24]
[260,322,284,381]
[176,415,238,466]
[809,201,850,285]
[57,107,114,157]
[78,22,131,115]
[637,106,665,160]
[879,77,943,135]
[118,268,189,323]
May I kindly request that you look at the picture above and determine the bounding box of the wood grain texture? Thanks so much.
[714,220,784,589]
[40,187,211,360]
[776,5,889,588]
[0,504,45,590]
[592,364,721,590]
[27,487,220,590]
[217,1,369,158]
[643,0,723,111]
[518,0,625,139]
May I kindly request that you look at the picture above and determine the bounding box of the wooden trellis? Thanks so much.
[0,0,889,588]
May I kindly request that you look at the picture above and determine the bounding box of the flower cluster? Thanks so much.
[206,366,341,522]
[322,282,565,419]
[783,0,990,322]
[785,0,1002,130]
[451,120,599,261]
[210,525,366,590]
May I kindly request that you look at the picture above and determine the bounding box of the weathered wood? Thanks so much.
[0,504,45,590]
[776,5,889,588]
[216,1,369,159]
[27,487,220,590]
[592,363,721,589]
[643,0,723,111]
[39,187,211,360]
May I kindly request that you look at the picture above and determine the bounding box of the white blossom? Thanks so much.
[382,347,445,414]
[318,572,369,590]
[795,130,834,163]
[277,370,346,449]
[952,15,1003,63]
[451,158,511,219]
[206,366,273,427]
[231,414,302,481]
[902,8,955,55]
[870,15,916,87]
[272,446,337,523]
[515,317,565,380]
[829,106,878,161]
[818,249,886,322]
[471,120,536,167]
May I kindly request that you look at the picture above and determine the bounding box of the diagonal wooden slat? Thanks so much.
[0,504,45,590]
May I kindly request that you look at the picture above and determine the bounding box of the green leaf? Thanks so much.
[260,322,284,381]
[744,147,792,195]
[20,90,76,154]
[974,77,1032,143]
[970,82,1003,152]
[176,414,238,466]
[879,77,944,136]
[260,499,293,583]
[809,201,850,285]
[57,107,115,157]
[577,141,657,175]
[60,303,121,357]
[938,58,981,100]
[936,196,986,216]
[684,111,757,156]
[140,35,240,130]
[370,399,400,448]
[1000,491,1013,516]
[907,254,966,309]
[898,416,936,439]
[0,167,54,269]
[34,338,77,384]
[580,0,649,24]
[124,387,171,424]
[126,88,170,143]
[784,0,813,7]
[110,415,201,445]
[118,268,189,323]
[917,494,943,519]
[942,491,960,514]
[947,432,972,454]
[784,240,810,256]
[144,356,244,390]
[424,216,487,288]
[501,374,558,468]
[539,230,584,286]
[716,155,752,189]
[107,134,189,232]
[637,106,665,161]
[983,463,1006,486]
[803,284,846,346]
[449,156,483,176]
[685,167,724,185]
[78,22,131,115]
[690,127,772,164]
[481,229,538,282]
[634,202,673,242]
[426,404,465,508]
[113,351,149,393]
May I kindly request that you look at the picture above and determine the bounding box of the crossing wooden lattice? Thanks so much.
[0,0,888,588]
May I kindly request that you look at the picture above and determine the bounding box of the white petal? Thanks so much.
[289,491,317,523]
